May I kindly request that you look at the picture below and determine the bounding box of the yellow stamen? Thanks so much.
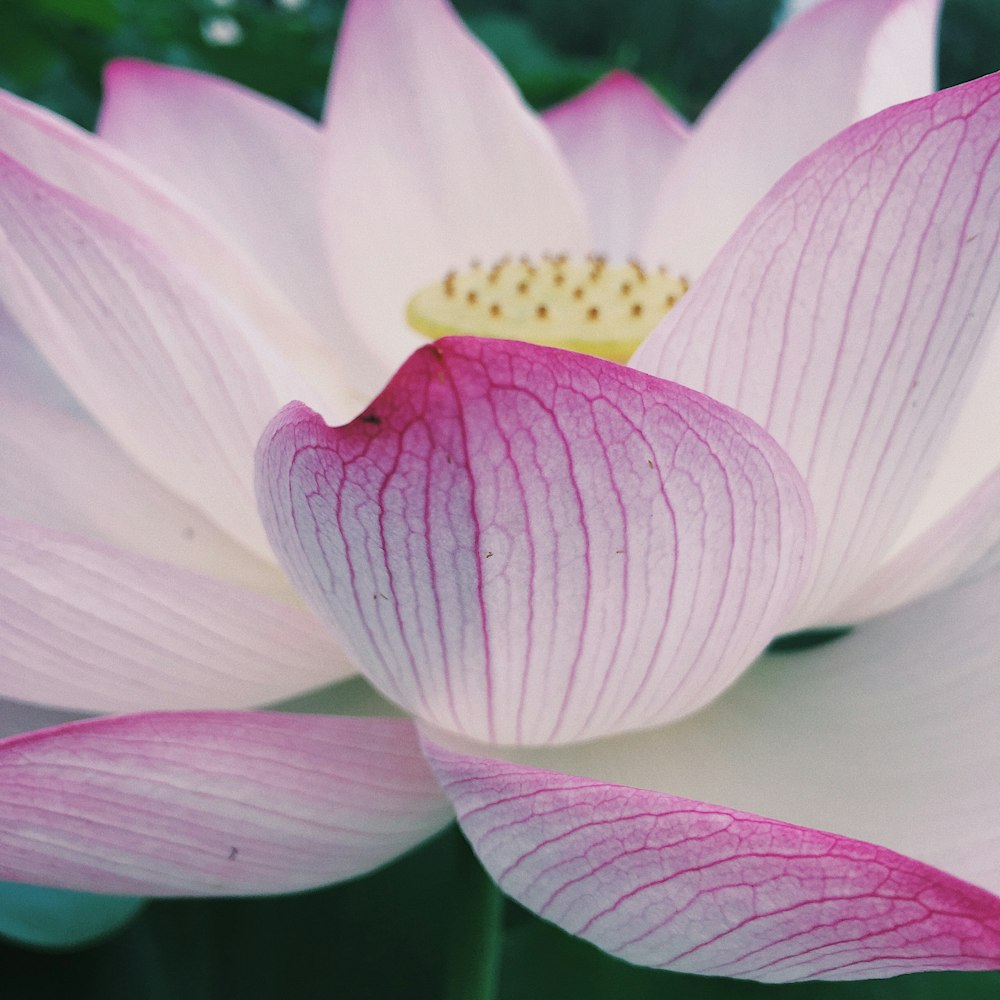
[406,254,688,363]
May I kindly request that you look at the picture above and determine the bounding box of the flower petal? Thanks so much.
[427,740,1000,982]
[641,0,940,275]
[543,71,688,260]
[0,393,291,596]
[97,60,347,341]
[0,518,353,712]
[0,712,452,895]
[425,562,1000,981]
[321,0,589,371]
[0,149,333,561]
[830,465,1000,620]
[257,337,813,746]
[633,73,1000,625]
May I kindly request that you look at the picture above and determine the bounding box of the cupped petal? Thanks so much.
[257,337,813,746]
[0,518,354,713]
[633,73,1000,626]
[0,149,343,561]
[321,0,590,372]
[427,742,1000,982]
[0,711,453,895]
[425,562,1000,981]
[642,0,940,275]
[543,71,688,260]
[0,393,291,596]
[830,464,1000,621]
[97,60,347,341]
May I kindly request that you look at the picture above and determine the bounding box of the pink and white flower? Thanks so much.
[0,0,998,980]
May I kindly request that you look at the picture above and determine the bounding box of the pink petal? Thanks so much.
[257,337,813,746]
[543,71,688,260]
[428,741,1000,982]
[0,149,335,561]
[0,88,348,400]
[633,74,1000,626]
[97,61,349,344]
[830,465,1000,620]
[321,0,589,372]
[0,712,452,895]
[0,518,354,712]
[0,393,291,596]
[426,561,1000,981]
[641,0,940,275]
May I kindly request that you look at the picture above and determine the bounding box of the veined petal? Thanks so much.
[634,74,1000,626]
[321,0,589,372]
[0,88,355,404]
[427,743,1000,982]
[0,712,453,895]
[830,465,1000,620]
[257,338,813,746]
[543,71,688,260]
[642,0,940,275]
[426,563,1000,981]
[97,60,348,343]
[0,518,353,712]
[0,150,339,561]
[0,393,291,597]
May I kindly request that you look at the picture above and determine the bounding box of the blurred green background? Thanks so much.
[1,0,999,997]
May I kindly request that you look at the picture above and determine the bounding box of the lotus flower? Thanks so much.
[0,0,997,982]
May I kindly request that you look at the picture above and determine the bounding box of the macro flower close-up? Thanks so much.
[0,0,998,993]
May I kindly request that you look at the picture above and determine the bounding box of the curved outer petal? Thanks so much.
[0,712,453,895]
[0,150,337,562]
[830,464,1000,620]
[257,337,813,746]
[543,71,688,261]
[0,518,354,712]
[633,74,1000,626]
[97,60,348,343]
[0,393,291,596]
[427,743,1000,982]
[641,0,940,275]
[321,0,590,373]
[426,562,1000,981]
[0,88,354,406]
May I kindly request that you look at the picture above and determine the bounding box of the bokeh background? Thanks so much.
[2,0,1000,997]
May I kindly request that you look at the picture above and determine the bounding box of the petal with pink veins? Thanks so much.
[0,518,354,712]
[257,337,813,746]
[321,0,589,371]
[543,71,688,260]
[642,0,940,275]
[0,150,348,561]
[97,61,349,344]
[0,712,452,895]
[633,73,1000,626]
[424,566,1000,980]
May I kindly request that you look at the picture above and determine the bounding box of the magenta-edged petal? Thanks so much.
[0,150,339,561]
[0,712,452,895]
[0,518,354,712]
[321,0,589,371]
[257,337,813,746]
[634,74,1000,626]
[97,60,347,342]
[830,465,1000,620]
[0,394,291,596]
[543,71,687,260]
[427,739,1000,982]
[642,0,940,275]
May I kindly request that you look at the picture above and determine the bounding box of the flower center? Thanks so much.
[406,255,689,363]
